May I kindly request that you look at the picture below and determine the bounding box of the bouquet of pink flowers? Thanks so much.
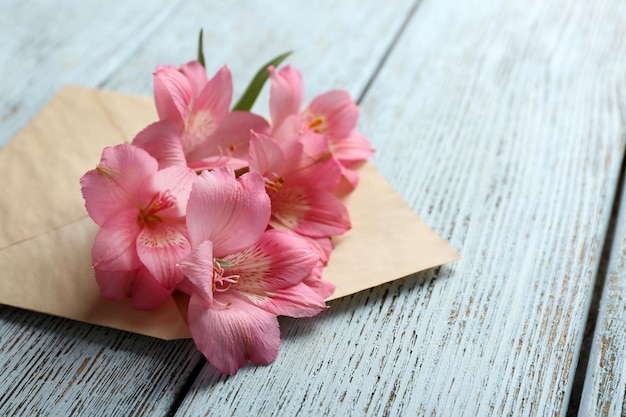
[80,43,373,374]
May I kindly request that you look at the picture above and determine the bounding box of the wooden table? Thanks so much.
[2,0,625,415]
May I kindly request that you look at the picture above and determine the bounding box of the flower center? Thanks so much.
[263,172,285,193]
[138,190,177,227]
[264,172,285,192]
[307,115,327,134]
[184,110,217,152]
[212,259,240,293]
[209,144,238,167]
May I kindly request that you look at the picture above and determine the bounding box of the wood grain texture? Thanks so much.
[174,0,626,416]
[103,0,417,114]
[579,179,626,415]
[0,0,417,415]
[0,306,203,416]
[0,0,182,147]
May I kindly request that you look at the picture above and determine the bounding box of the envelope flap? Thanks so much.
[0,86,459,340]
[0,86,157,249]
[326,162,460,300]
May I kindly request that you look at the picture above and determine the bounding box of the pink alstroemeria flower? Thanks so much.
[179,167,333,374]
[269,65,374,189]
[133,61,270,171]
[94,267,172,310]
[249,132,351,240]
[80,144,196,309]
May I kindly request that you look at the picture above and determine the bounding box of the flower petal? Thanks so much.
[95,267,172,309]
[230,234,330,318]
[131,120,187,170]
[129,267,173,310]
[306,237,334,265]
[94,268,132,302]
[304,90,358,139]
[136,222,191,289]
[186,168,270,256]
[188,293,280,375]
[179,240,214,304]
[285,133,342,191]
[153,64,193,127]
[182,66,233,154]
[92,207,142,271]
[338,164,360,191]
[80,144,157,226]
[271,113,301,141]
[269,65,303,132]
[301,263,336,299]
[246,281,329,318]
[179,61,208,97]
[248,132,284,175]
[330,129,375,163]
[136,165,196,219]
[186,111,270,170]
[270,186,351,238]
[224,229,318,293]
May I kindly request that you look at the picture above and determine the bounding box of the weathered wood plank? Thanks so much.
[0,0,417,415]
[0,2,210,415]
[103,0,416,112]
[0,0,183,148]
[0,307,202,416]
[579,174,626,415]
[174,0,626,416]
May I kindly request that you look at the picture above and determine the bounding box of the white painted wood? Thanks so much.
[0,0,182,147]
[579,188,626,414]
[0,3,211,414]
[174,0,626,416]
[0,0,417,415]
[0,307,203,416]
[103,0,415,116]
[4,0,625,415]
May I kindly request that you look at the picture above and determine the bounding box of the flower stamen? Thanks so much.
[264,173,285,192]
[212,258,240,292]
[308,116,325,133]
[138,190,177,227]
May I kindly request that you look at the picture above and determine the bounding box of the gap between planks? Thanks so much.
[566,135,626,416]
[355,0,422,105]
[165,358,207,417]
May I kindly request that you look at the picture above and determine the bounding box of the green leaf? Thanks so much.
[232,51,292,112]
[215,259,238,268]
[233,166,250,178]
[197,29,206,68]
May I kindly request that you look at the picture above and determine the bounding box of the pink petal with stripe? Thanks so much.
[188,292,280,375]
[185,168,270,256]
[80,144,157,226]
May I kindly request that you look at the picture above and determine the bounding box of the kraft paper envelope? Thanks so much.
[0,86,459,340]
